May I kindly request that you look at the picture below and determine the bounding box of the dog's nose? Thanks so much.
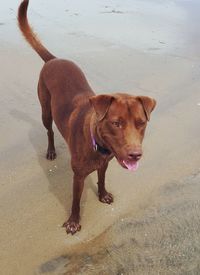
[128,150,142,161]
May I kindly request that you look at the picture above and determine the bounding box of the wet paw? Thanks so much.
[63,219,81,235]
[99,191,114,204]
[46,150,57,160]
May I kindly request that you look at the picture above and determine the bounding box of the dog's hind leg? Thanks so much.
[38,79,56,160]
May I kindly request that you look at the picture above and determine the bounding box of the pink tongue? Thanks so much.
[123,160,139,171]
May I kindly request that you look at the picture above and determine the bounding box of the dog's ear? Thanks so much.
[137,96,156,121]
[89,95,114,121]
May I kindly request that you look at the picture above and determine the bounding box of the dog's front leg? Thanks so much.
[97,162,113,204]
[63,173,85,235]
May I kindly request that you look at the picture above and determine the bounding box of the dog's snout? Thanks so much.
[128,150,142,161]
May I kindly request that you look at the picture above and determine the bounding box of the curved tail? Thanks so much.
[18,0,55,62]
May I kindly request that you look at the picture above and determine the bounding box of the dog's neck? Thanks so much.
[90,119,111,156]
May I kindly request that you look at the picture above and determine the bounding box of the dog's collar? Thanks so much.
[90,126,111,155]
[94,142,111,155]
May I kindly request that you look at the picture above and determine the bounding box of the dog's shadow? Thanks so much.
[10,109,96,215]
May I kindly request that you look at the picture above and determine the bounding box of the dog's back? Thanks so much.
[39,59,94,137]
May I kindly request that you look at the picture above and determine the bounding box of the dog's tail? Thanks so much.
[18,0,55,62]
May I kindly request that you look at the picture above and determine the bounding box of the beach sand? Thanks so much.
[0,0,200,274]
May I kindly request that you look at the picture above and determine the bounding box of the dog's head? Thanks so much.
[90,93,156,171]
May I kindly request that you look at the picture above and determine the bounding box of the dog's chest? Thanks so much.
[87,153,113,171]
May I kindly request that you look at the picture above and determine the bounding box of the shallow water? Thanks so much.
[0,0,200,274]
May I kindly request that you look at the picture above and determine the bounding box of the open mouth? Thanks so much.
[117,158,139,171]
[110,146,140,172]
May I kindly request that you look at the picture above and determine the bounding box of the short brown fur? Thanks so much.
[18,0,156,235]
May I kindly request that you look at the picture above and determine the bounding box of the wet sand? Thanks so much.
[0,0,200,274]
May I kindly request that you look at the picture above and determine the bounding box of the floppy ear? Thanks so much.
[89,95,114,121]
[137,96,156,121]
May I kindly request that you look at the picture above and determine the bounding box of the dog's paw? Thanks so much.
[46,150,57,160]
[99,191,114,204]
[63,219,81,235]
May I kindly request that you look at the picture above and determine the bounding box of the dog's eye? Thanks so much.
[136,120,146,127]
[112,121,120,127]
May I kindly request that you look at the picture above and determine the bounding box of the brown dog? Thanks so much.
[18,0,156,235]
